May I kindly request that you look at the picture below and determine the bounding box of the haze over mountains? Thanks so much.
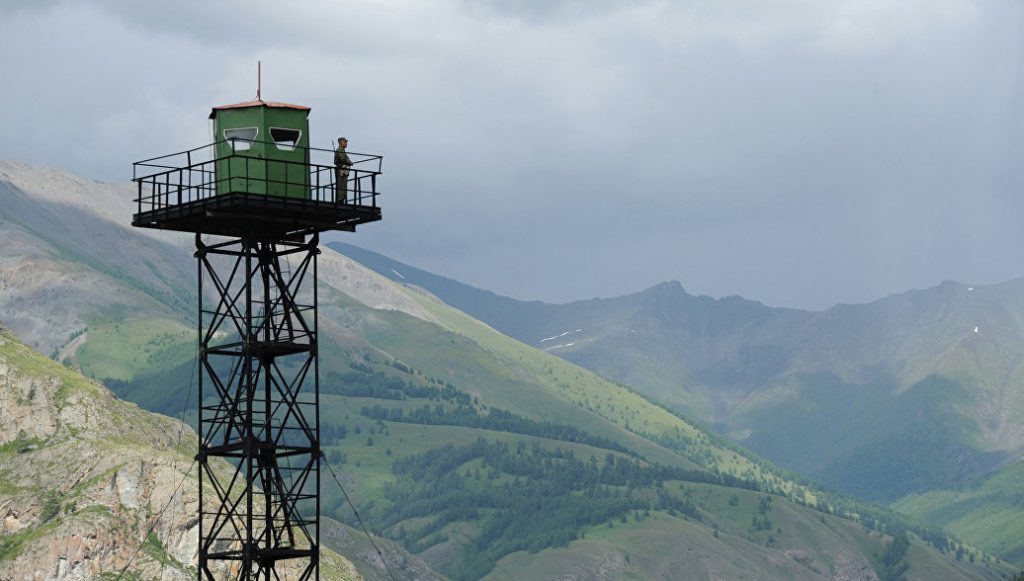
[1,162,1022,579]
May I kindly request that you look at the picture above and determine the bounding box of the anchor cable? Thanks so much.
[323,457,398,581]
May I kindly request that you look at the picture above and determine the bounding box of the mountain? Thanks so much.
[0,162,1018,579]
[0,321,365,580]
[329,242,1024,561]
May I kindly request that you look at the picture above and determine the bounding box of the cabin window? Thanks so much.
[224,127,258,151]
[270,127,302,151]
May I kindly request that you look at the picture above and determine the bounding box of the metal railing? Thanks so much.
[133,139,382,216]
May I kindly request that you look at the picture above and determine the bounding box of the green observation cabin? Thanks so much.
[212,101,311,199]
[131,99,382,240]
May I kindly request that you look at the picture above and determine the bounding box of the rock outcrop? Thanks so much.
[0,325,361,580]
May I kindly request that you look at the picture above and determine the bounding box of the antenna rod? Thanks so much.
[257,61,262,100]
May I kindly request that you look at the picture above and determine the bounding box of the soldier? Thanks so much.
[334,137,353,203]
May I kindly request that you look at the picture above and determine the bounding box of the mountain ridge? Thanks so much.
[330,241,1012,317]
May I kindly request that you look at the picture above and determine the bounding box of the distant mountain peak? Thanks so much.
[0,159,101,189]
[664,279,686,291]
[641,279,688,296]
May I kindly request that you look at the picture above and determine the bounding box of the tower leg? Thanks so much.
[195,234,321,580]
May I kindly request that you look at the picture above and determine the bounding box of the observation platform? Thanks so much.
[132,140,382,240]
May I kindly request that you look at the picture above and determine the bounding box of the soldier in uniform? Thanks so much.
[334,137,353,203]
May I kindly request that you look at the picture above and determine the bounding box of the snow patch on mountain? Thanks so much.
[540,329,583,343]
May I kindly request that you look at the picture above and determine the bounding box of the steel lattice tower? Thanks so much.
[132,99,382,580]
[195,235,320,579]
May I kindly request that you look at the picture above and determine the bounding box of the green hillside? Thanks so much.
[733,373,997,501]
[894,458,1024,566]
[308,327,1014,578]
[490,497,1008,581]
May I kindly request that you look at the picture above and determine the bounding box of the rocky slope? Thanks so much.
[0,161,194,359]
[0,322,362,580]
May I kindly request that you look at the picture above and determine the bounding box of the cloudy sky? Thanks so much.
[1,0,1022,309]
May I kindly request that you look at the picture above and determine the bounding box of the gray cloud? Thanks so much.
[0,0,62,16]
[2,0,1022,309]
[458,0,634,23]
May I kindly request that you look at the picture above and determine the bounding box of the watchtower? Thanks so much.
[132,98,382,580]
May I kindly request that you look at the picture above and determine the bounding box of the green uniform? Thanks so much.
[334,146,353,203]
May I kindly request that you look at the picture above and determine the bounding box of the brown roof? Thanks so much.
[209,100,310,118]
